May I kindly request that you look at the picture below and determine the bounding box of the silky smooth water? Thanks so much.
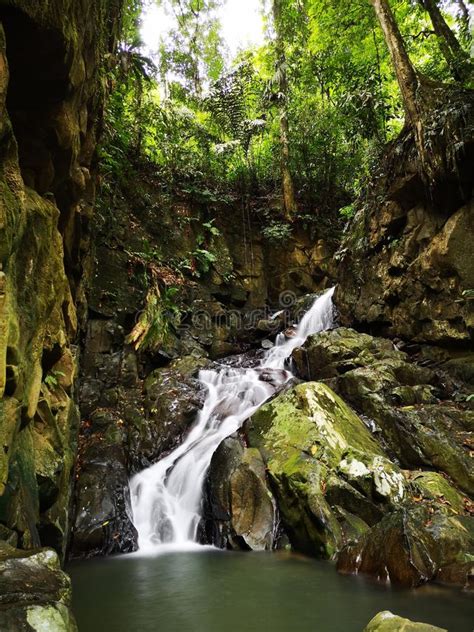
[130,288,336,551]
[69,550,474,632]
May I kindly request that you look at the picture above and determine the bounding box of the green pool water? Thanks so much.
[68,549,474,631]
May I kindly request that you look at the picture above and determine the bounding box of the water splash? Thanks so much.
[130,287,335,552]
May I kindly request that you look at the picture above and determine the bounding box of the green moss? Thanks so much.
[250,383,384,476]
[247,382,406,557]
[411,471,466,515]
[364,611,446,632]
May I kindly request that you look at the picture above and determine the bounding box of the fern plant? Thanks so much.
[44,370,65,389]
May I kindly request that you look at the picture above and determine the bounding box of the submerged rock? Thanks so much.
[363,611,446,631]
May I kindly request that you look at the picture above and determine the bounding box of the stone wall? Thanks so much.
[0,0,122,562]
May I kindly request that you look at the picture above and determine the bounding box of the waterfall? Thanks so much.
[130,287,336,552]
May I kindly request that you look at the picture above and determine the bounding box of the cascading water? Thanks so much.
[130,286,336,552]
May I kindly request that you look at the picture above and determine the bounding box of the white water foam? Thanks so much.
[130,287,335,552]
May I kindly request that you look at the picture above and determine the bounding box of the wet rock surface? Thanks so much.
[72,315,209,556]
[363,611,446,632]
[246,381,406,558]
[293,328,474,495]
[337,505,474,588]
[213,327,474,587]
[0,543,77,631]
[202,435,277,551]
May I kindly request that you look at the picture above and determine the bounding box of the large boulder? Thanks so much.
[202,436,276,551]
[246,382,406,557]
[290,328,474,585]
[0,543,77,631]
[293,328,474,495]
[338,505,474,588]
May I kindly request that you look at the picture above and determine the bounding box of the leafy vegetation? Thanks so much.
[106,0,471,215]
[44,370,66,389]
[127,285,182,352]
[103,0,472,350]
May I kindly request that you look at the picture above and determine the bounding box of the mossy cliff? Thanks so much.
[336,97,474,345]
[0,1,123,625]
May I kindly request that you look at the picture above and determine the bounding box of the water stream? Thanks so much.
[129,287,336,551]
[71,286,473,631]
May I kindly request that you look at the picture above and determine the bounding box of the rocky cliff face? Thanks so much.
[336,97,474,346]
[0,0,122,573]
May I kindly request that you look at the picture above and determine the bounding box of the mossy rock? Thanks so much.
[408,471,466,515]
[0,543,77,631]
[338,505,474,587]
[247,382,406,557]
[292,327,398,381]
[301,329,474,496]
[364,611,446,631]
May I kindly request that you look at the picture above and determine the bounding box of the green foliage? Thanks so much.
[44,370,65,389]
[102,0,472,230]
[157,0,225,99]
[339,204,356,220]
[262,221,293,244]
[191,248,218,276]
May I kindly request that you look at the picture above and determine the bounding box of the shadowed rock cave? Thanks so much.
[1,6,70,195]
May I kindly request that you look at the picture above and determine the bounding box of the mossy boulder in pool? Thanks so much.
[246,382,406,557]
[364,611,446,631]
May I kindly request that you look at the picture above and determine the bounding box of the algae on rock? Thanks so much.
[246,382,406,557]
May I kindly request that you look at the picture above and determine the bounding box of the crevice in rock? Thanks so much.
[41,343,63,376]
[1,6,70,195]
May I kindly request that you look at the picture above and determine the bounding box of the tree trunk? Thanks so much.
[369,0,442,183]
[455,0,471,41]
[273,0,297,220]
[419,0,472,82]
